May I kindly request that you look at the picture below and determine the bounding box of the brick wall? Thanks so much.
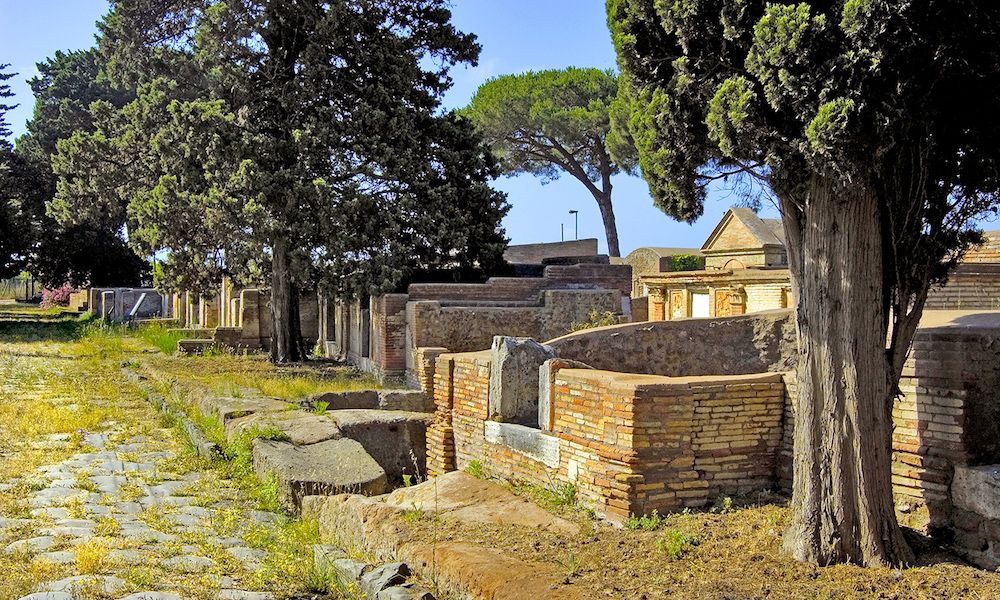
[370,294,408,381]
[926,266,1000,310]
[427,351,788,522]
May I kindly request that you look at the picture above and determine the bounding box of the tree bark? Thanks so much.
[269,236,305,363]
[780,173,913,567]
[596,189,621,258]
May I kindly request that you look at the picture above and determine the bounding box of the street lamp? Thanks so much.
[568,210,579,240]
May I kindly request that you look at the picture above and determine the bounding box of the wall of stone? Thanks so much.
[405,289,622,389]
[547,309,797,377]
[743,283,788,313]
[426,349,788,522]
[926,266,1000,311]
[503,239,599,265]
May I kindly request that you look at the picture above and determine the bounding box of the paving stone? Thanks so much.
[37,550,76,565]
[218,591,275,600]
[226,546,266,566]
[17,593,74,600]
[161,554,214,573]
[118,593,184,600]
[43,575,126,594]
[5,535,57,554]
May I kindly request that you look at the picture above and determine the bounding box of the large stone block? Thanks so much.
[226,410,341,446]
[953,465,1000,519]
[252,438,387,510]
[488,336,555,426]
[330,410,434,480]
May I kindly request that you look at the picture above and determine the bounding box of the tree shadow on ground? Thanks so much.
[0,318,90,342]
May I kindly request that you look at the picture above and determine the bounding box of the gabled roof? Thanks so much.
[701,208,785,253]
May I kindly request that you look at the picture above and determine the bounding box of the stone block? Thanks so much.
[226,410,340,446]
[488,336,556,426]
[313,544,347,577]
[310,390,380,410]
[538,358,591,431]
[952,465,1000,519]
[360,562,410,598]
[251,438,387,510]
[377,585,436,600]
[379,390,434,413]
[484,422,560,469]
[330,410,434,480]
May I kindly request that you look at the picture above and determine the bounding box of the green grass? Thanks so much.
[136,323,185,354]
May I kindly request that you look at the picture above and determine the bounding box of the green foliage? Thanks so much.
[10,49,150,288]
[53,0,510,363]
[464,460,485,480]
[310,400,329,416]
[624,509,666,531]
[569,310,620,332]
[667,254,702,272]
[464,67,635,256]
[656,529,698,559]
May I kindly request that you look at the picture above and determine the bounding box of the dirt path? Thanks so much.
[0,329,321,600]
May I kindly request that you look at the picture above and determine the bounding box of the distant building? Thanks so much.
[621,247,703,298]
[640,208,792,320]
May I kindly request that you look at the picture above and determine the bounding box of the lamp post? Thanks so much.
[568,210,579,240]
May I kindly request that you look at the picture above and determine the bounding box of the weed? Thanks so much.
[625,509,666,531]
[136,323,185,354]
[311,400,330,416]
[711,496,735,514]
[656,529,698,559]
[74,539,110,573]
[465,460,485,479]
[569,310,621,332]
[554,550,581,577]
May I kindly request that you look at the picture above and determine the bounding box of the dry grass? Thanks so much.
[399,492,1000,599]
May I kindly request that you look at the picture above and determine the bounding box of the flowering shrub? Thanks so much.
[40,284,77,308]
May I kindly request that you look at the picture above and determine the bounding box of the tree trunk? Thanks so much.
[269,236,305,363]
[595,190,621,258]
[780,174,913,567]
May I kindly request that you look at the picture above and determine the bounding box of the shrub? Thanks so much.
[40,284,76,308]
[656,529,698,559]
[667,254,703,272]
[569,310,620,332]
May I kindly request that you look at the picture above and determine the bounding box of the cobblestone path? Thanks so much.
[0,332,319,600]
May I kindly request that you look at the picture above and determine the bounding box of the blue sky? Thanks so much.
[0,0,777,255]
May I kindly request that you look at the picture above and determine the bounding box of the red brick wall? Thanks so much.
[370,294,408,380]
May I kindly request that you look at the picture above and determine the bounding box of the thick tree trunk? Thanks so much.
[781,174,913,567]
[595,190,621,258]
[269,236,305,363]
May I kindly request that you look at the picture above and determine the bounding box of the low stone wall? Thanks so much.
[926,265,1000,310]
[951,465,1000,568]
[426,349,787,522]
[503,238,599,265]
[406,289,622,388]
[547,309,797,377]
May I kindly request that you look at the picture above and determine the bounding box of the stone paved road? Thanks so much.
[0,331,319,600]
